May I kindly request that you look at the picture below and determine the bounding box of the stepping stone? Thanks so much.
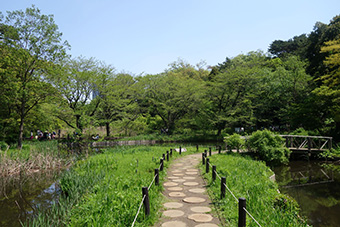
[163,210,185,217]
[183,181,199,186]
[172,179,186,183]
[162,221,187,227]
[187,168,198,171]
[189,188,206,193]
[190,206,212,213]
[183,197,206,203]
[194,224,219,227]
[168,186,183,191]
[168,176,179,179]
[172,170,182,173]
[183,176,196,180]
[164,182,178,187]
[188,213,213,222]
[174,173,185,176]
[164,202,183,209]
[169,192,186,197]
[186,172,198,175]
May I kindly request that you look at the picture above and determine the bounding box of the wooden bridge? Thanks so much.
[280,135,333,154]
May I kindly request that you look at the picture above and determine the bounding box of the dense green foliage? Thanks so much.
[27,146,180,226]
[1,6,340,146]
[201,153,308,226]
[247,130,291,165]
[224,133,245,152]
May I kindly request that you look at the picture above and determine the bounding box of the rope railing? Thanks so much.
[131,148,176,227]
[202,151,262,227]
[148,173,158,190]
[131,194,146,227]
[243,207,262,227]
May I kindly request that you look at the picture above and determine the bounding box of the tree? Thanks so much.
[205,51,266,135]
[96,72,137,137]
[51,56,100,132]
[0,6,69,147]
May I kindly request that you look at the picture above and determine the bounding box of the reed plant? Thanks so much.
[27,145,185,226]
[201,153,309,226]
[0,140,66,177]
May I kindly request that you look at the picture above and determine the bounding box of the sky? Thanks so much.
[1,0,340,75]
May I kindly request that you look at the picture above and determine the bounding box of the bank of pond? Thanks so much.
[1,144,339,226]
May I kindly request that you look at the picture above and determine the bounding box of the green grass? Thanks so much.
[27,145,190,226]
[200,153,309,226]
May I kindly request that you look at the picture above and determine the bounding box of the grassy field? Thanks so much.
[27,145,191,226]
[200,152,309,226]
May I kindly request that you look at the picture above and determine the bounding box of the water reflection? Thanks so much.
[273,161,340,227]
[0,171,60,227]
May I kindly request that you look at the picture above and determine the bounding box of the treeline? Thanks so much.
[1,6,340,147]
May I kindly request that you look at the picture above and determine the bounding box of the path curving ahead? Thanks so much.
[155,153,220,227]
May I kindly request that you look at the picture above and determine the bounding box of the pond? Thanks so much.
[0,171,61,227]
[273,160,340,227]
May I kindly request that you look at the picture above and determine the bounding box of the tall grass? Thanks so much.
[27,146,183,226]
[201,153,309,226]
[0,141,66,177]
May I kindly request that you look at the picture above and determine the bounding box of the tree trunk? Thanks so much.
[18,118,24,149]
[106,122,110,137]
[75,114,82,131]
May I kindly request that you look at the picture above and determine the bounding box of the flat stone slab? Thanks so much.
[186,172,198,175]
[169,192,186,197]
[172,179,186,183]
[183,176,196,180]
[164,202,183,209]
[183,181,199,186]
[162,221,187,227]
[183,197,206,203]
[195,224,219,227]
[189,188,206,193]
[164,182,178,187]
[187,168,198,171]
[190,206,212,213]
[188,213,213,223]
[163,210,185,217]
[168,176,179,179]
[168,186,183,191]
[172,170,182,173]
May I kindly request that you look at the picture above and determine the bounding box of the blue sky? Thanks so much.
[1,0,340,75]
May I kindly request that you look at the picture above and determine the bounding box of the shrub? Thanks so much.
[224,133,244,152]
[0,141,9,151]
[247,130,291,165]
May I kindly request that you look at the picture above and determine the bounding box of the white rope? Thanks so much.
[243,207,262,227]
[131,194,146,227]
[223,183,238,202]
[215,170,222,180]
[148,173,158,190]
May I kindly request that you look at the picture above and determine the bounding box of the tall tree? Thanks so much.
[0,6,69,147]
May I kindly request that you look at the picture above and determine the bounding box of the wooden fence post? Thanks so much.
[142,187,150,216]
[163,153,166,161]
[160,158,163,171]
[221,177,226,199]
[155,168,159,185]
[218,146,221,154]
[166,151,169,161]
[196,144,199,151]
[238,197,246,227]
[206,158,209,173]
[212,165,216,181]
[202,153,205,165]
[209,147,212,156]
[179,146,182,155]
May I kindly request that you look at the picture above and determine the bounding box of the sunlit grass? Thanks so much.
[200,153,309,226]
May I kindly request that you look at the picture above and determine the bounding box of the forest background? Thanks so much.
[1,6,340,147]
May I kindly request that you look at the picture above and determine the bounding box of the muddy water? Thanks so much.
[0,171,61,227]
[273,160,340,227]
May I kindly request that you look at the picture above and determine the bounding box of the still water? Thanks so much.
[273,160,340,227]
[0,171,61,227]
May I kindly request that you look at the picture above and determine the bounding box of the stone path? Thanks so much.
[155,153,220,227]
